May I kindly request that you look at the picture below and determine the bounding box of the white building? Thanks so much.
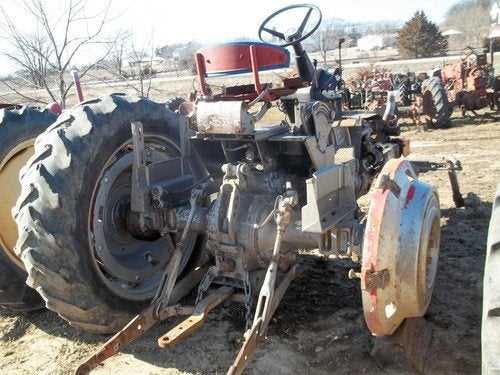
[357,34,396,51]
[357,35,384,51]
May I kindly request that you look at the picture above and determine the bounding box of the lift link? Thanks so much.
[74,270,202,375]
[410,158,465,207]
[158,286,235,348]
[75,186,208,375]
[153,185,208,316]
[228,190,298,375]
[130,121,150,215]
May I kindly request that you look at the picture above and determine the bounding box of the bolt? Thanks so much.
[103,177,109,184]
[145,252,157,265]
[245,149,255,162]
[348,269,361,280]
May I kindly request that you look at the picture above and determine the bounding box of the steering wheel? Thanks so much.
[258,4,322,48]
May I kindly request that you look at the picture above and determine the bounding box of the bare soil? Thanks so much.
[1,112,499,375]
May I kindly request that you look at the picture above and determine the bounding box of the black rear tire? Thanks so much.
[482,184,500,373]
[421,77,452,128]
[397,81,411,106]
[14,94,199,333]
[165,96,186,112]
[0,106,57,312]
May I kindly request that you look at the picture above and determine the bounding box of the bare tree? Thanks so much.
[104,29,132,80]
[307,20,340,66]
[127,40,156,98]
[319,21,338,66]
[442,0,491,51]
[95,31,158,98]
[0,0,113,108]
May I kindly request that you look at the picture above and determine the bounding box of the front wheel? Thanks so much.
[14,94,201,333]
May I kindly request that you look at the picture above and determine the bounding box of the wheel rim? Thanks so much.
[417,195,441,311]
[423,209,440,291]
[88,134,195,301]
[0,139,35,270]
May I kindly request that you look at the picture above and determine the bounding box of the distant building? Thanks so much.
[128,56,164,67]
[357,34,396,51]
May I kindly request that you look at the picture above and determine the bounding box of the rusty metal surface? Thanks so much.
[361,158,441,336]
[75,306,162,375]
[196,101,254,134]
[75,303,195,375]
[228,264,297,375]
[74,264,207,375]
[158,286,234,348]
[227,318,262,375]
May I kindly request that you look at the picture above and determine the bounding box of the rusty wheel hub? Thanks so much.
[0,139,35,270]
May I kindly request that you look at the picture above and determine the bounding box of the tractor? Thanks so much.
[345,69,453,130]
[388,49,500,129]
[11,4,460,374]
[439,48,499,118]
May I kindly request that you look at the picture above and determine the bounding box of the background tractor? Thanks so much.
[439,48,500,117]
[0,103,58,312]
[345,69,453,129]
[11,5,452,374]
[345,48,500,130]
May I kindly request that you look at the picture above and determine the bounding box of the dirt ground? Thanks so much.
[1,111,499,375]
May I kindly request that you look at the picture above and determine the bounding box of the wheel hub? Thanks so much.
[361,158,441,336]
[0,140,35,270]
[88,137,196,301]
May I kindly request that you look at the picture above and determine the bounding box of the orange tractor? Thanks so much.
[438,49,500,117]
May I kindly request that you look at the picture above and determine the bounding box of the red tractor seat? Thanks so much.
[195,41,301,101]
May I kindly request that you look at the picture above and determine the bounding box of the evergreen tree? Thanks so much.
[397,11,448,58]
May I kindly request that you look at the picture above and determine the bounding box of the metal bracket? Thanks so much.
[363,268,390,292]
[378,174,401,197]
[410,158,465,207]
[131,121,150,214]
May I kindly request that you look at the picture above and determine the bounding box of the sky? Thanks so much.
[0,0,464,73]
[116,0,462,45]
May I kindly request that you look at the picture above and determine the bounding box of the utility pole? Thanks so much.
[490,1,500,66]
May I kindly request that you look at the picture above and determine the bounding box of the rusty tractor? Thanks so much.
[347,49,500,129]
[345,70,453,129]
[11,4,465,374]
[0,103,59,312]
[440,48,499,118]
